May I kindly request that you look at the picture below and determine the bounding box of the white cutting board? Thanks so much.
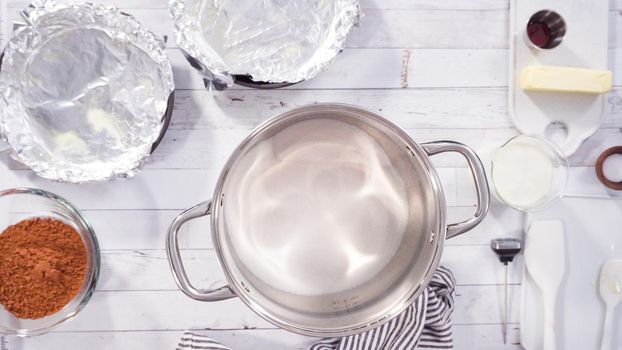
[521,196,622,350]
[509,0,609,156]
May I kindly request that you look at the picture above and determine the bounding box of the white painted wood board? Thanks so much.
[522,197,622,350]
[509,0,611,156]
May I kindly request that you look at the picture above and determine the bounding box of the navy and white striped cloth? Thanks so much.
[177,267,455,350]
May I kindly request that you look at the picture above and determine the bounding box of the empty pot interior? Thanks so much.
[212,105,445,335]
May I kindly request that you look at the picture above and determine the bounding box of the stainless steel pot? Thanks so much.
[166,104,489,337]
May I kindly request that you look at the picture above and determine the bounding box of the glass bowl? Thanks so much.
[491,135,568,212]
[0,188,100,337]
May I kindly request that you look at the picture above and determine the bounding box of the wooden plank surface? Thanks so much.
[0,0,621,349]
[7,326,523,350]
[5,7,622,50]
[7,0,622,10]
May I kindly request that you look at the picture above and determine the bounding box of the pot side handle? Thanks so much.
[422,141,490,239]
[166,200,236,301]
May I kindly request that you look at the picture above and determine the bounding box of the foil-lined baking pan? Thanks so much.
[170,0,360,90]
[0,1,175,183]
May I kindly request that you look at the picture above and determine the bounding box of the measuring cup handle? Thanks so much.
[166,200,236,301]
[422,141,490,239]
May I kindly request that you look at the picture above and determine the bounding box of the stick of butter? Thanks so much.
[520,65,612,94]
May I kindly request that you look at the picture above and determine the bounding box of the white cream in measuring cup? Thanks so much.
[491,135,567,211]
[224,119,409,296]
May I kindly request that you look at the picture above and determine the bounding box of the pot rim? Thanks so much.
[210,103,447,337]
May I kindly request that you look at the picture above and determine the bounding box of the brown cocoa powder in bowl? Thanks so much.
[0,217,87,319]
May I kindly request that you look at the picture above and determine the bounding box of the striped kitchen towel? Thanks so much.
[177,267,455,350]
[309,266,455,350]
[177,333,232,350]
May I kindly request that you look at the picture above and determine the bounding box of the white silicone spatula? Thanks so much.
[524,220,565,350]
[599,259,622,350]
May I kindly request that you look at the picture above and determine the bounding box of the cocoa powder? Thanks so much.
[0,217,87,319]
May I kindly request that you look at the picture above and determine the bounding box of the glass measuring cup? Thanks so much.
[491,135,568,211]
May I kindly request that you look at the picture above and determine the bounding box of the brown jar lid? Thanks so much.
[595,146,622,190]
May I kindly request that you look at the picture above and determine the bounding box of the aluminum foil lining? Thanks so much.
[0,1,175,183]
[170,0,360,89]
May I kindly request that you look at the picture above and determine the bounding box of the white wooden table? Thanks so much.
[0,1,620,349]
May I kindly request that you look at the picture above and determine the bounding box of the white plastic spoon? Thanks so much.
[599,259,622,350]
[524,220,565,350]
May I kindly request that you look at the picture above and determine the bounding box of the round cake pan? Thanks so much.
[171,0,360,90]
[0,2,175,183]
